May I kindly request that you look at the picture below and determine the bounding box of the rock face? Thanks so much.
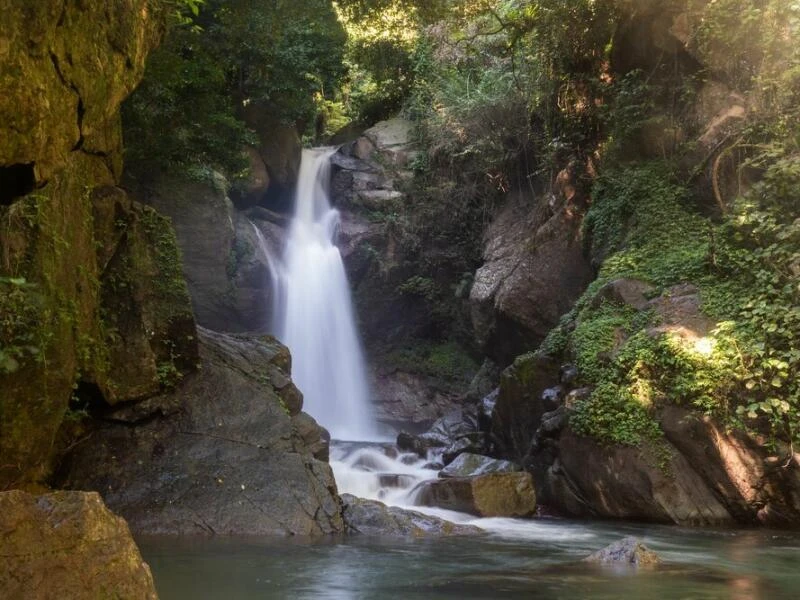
[415,472,536,517]
[341,494,481,537]
[58,328,343,536]
[470,179,594,365]
[239,103,302,210]
[128,173,282,333]
[0,0,199,488]
[0,490,158,599]
[331,118,471,425]
[584,537,661,567]
[492,282,800,527]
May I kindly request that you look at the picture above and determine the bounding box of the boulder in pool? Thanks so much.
[416,472,536,517]
[0,490,157,599]
[341,494,482,537]
[439,453,521,479]
[584,536,662,567]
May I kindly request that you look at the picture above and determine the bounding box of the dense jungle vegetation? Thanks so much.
[121,0,800,449]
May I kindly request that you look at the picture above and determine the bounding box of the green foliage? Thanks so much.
[125,0,347,178]
[571,381,661,446]
[396,275,436,301]
[387,341,478,385]
[0,277,43,374]
[585,163,711,286]
[559,136,800,446]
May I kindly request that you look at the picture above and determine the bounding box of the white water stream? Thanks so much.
[257,149,532,534]
[265,148,378,442]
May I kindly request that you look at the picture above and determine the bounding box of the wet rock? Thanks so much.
[372,370,461,428]
[559,364,579,386]
[0,491,157,599]
[342,494,482,537]
[416,472,536,517]
[428,407,479,442]
[58,328,344,536]
[491,352,560,460]
[293,412,331,462]
[477,388,499,432]
[442,434,488,465]
[584,537,661,567]
[540,386,564,407]
[439,453,521,479]
[131,172,276,333]
[397,431,447,457]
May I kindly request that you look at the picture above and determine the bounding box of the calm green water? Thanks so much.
[139,518,800,599]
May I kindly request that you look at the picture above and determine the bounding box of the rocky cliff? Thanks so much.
[0,0,344,538]
[0,0,196,489]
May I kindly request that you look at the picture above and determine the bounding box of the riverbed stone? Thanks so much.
[416,472,536,517]
[0,490,158,599]
[342,494,481,537]
[439,453,521,479]
[584,536,662,567]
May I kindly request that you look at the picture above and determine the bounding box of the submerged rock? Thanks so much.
[416,472,536,518]
[342,494,482,537]
[0,491,157,599]
[58,328,343,536]
[439,453,521,479]
[584,537,662,567]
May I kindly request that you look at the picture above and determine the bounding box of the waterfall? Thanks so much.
[263,148,377,441]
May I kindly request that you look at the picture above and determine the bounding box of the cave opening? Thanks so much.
[0,163,36,206]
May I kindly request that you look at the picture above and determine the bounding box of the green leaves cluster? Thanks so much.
[0,277,43,375]
[125,0,347,179]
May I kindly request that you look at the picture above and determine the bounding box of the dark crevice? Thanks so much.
[49,52,85,150]
[0,163,36,206]
[72,99,86,150]
[69,381,112,417]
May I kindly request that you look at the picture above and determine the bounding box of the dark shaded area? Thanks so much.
[69,381,111,416]
[0,163,36,205]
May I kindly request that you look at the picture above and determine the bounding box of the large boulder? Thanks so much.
[0,490,158,599]
[0,0,163,181]
[57,328,343,536]
[415,472,536,517]
[520,285,800,526]
[129,172,282,332]
[490,352,561,461]
[239,102,302,210]
[470,175,594,365]
[341,494,481,537]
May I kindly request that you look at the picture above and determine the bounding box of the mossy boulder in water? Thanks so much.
[416,472,536,518]
[0,490,158,599]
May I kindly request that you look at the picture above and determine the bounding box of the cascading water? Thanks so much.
[270,148,377,441]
